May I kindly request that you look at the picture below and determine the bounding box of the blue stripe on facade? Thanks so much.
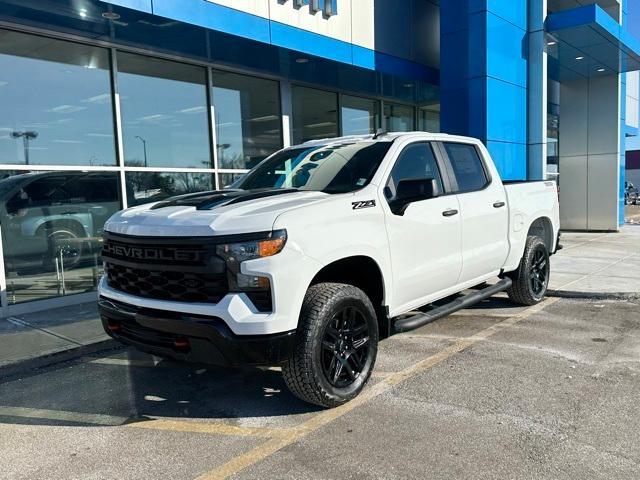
[99,0,438,83]
[102,0,152,13]
[151,0,271,44]
[269,21,352,64]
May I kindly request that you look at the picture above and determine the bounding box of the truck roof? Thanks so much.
[295,131,475,150]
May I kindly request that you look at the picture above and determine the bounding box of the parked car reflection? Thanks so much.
[0,171,120,276]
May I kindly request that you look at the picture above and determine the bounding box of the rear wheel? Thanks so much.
[282,283,378,408]
[507,236,550,306]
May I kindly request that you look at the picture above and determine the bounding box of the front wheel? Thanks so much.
[507,236,550,306]
[282,283,379,408]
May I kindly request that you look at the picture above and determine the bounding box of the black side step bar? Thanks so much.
[393,277,513,334]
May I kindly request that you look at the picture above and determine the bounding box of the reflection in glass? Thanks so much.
[212,71,282,170]
[0,30,116,166]
[341,96,380,135]
[219,172,246,189]
[117,52,211,168]
[384,103,415,132]
[126,171,215,206]
[418,106,440,133]
[292,86,338,144]
[0,171,121,304]
[236,142,392,193]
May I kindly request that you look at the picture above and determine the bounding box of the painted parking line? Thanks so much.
[194,297,559,480]
[129,419,290,438]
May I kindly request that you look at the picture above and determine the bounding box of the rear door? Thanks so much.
[437,142,509,284]
[383,141,463,313]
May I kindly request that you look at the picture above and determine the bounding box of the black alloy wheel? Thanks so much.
[529,247,549,296]
[282,282,379,408]
[507,235,550,306]
[321,306,370,388]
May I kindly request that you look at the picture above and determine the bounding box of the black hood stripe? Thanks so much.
[149,189,300,211]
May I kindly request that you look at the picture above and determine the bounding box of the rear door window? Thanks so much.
[443,143,489,193]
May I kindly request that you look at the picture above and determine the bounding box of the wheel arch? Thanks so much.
[307,255,390,337]
[527,216,554,252]
[34,218,88,237]
[310,255,386,307]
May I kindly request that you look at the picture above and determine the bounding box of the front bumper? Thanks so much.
[99,297,296,367]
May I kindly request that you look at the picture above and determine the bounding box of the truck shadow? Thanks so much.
[0,349,321,427]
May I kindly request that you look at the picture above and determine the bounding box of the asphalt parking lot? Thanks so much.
[1,292,639,480]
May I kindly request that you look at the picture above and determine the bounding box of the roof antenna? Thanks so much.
[373,128,386,140]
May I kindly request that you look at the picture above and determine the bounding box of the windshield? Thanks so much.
[235,141,392,194]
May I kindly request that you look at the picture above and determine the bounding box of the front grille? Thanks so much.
[102,233,228,304]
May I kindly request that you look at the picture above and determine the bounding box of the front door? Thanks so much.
[383,142,463,314]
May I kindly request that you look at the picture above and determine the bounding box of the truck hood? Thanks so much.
[104,189,329,237]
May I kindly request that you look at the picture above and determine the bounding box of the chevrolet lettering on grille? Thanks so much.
[103,243,202,262]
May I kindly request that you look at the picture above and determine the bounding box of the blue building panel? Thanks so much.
[441,1,528,180]
[486,141,528,180]
[485,12,527,88]
[468,0,527,31]
[486,78,528,144]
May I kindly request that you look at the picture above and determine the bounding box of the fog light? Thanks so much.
[107,320,121,333]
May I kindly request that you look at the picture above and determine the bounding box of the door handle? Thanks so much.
[442,209,459,217]
[493,201,506,208]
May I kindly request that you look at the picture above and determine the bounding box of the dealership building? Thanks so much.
[0,0,639,315]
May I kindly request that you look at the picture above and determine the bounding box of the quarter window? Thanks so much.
[386,143,443,201]
[443,143,488,192]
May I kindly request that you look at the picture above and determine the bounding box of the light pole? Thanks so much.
[11,131,38,165]
[135,135,148,167]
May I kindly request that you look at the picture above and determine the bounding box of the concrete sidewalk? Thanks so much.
[1,226,639,374]
[0,302,111,373]
[549,225,640,297]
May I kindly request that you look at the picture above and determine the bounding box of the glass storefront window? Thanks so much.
[212,71,282,170]
[292,86,338,144]
[384,103,415,132]
[341,95,380,136]
[125,171,215,206]
[117,52,211,169]
[418,107,440,132]
[0,30,116,167]
[0,171,121,304]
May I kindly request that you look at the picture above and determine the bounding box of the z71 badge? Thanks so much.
[352,200,376,210]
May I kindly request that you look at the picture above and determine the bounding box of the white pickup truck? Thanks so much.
[98,133,560,407]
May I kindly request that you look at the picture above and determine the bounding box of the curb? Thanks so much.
[547,289,640,301]
[0,339,121,381]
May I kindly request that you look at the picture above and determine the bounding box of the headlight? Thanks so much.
[216,230,287,311]
[216,229,287,265]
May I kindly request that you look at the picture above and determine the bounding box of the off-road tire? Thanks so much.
[507,236,550,306]
[282,283,379,408]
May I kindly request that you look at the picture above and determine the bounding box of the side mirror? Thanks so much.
[390,178,439,215]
